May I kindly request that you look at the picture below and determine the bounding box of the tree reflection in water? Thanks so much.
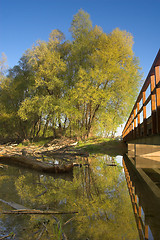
[0,155,139,239]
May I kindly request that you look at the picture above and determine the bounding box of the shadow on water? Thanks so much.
[0,152,140,240]
[123,153,160,240]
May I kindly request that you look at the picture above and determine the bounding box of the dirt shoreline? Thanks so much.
[0,138,126,161]
[0,138,88,163]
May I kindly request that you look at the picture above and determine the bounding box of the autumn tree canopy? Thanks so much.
[0,9,141,141]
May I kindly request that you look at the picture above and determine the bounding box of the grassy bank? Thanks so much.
[75,138,127,156]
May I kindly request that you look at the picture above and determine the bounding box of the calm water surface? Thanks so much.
[0,154,139,239]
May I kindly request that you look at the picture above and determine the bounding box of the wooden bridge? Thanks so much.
[122,49,160,145]
[122,50,160,240]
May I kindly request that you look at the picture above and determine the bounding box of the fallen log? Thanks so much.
[0,198,78,215]
[1,209,78,215]
[0,155,74,174]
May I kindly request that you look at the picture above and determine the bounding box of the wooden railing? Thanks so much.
[122,49,160,142]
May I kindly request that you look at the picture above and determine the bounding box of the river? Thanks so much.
[0,153,159,239]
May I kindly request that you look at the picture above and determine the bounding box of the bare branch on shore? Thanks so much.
[1,209,78,215]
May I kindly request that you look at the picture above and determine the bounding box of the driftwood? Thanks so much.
[1,209,78,215]
[0,198,78,215]
[0,199,73,240]
[0,199,29,210]
[0,155,74,174]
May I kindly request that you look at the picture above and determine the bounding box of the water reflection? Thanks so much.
[0,155,139,239]
[123,153,160,240]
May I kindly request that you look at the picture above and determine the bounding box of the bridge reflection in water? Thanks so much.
[123,151,160,240]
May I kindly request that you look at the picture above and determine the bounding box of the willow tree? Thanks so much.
[0,55,35,140]
[18,30,67,138]
[17,9,141,140]
[66,9,141,138]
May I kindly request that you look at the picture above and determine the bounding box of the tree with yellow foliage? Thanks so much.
[0,9,141,141]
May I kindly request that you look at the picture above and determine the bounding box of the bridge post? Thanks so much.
[129,117,132,140]
[155,66,160,133]
[143,91,147,136]
[137,102,141,137]
[131,113,134,139]
[150,74,157,134]
[134,108,137,138]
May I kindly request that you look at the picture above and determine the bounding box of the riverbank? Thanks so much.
[0,137,127,159]
[75,138,127,156]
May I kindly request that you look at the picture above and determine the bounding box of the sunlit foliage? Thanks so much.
[0,9,141,141]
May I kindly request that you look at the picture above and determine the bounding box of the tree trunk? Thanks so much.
[30,118,39,139]
[42,114,50,137]
[35,116,42,138]
[52,117,57,138]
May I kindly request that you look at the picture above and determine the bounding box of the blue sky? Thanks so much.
[0,0,159,80]
[0,0,159,136]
